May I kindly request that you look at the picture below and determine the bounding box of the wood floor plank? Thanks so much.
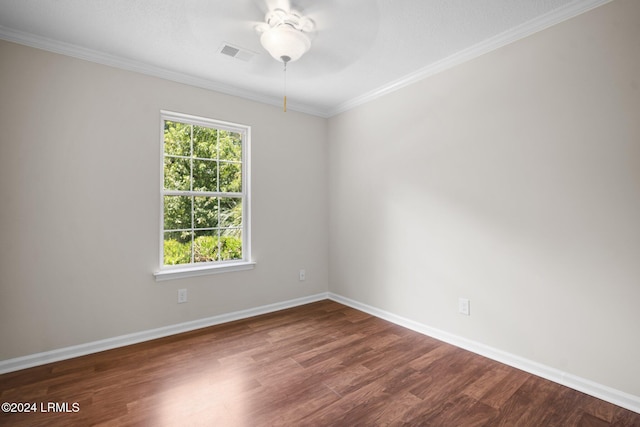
[508,376,566,425]
[406,341,459,371]
[478,367,532,410]
[461,363,512,401]
[418,394,498,427]
[579,412,615,427]
[1,300,639,426]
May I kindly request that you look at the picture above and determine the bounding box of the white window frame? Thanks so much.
[154,111,254,281]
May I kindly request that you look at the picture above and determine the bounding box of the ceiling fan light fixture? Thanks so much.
[255,9,315,111]
[257,9,314,63]
[260,25,311,63]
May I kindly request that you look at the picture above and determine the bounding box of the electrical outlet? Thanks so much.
[178,288,187,304]
[458,298,470,316]
[299,269,306,281]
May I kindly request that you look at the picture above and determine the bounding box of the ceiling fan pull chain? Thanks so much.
[282,56,290,112]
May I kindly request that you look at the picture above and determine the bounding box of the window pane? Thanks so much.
[193,126,217,159]
[164,196,192,231]
[220,228,242,261]
[164,157,191,191]
[194,230,218,263]
[219,162,241,193]
[161,113,247,269]
[193,159,217,192]
[194,196,218,229]
[164,121,191,156]
[164,231,192,265]
[219,131,242,162]
[219,198,242,228]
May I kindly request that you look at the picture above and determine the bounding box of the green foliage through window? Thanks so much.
[162,115,246,266]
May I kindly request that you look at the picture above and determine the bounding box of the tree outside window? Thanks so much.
[161,113,249,267]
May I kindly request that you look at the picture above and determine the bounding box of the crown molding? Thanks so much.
[0,0,611,119]
[0,25,329,117]
[327,0,612,117]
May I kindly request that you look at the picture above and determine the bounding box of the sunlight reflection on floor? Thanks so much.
[154,360,252,426]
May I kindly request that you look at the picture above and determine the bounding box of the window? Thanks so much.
[155,111,252,280]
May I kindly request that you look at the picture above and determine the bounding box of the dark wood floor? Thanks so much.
[1,300,639,426]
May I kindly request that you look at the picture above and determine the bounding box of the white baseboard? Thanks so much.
[327,292,640,415]
[2,291,638,415]
[0,292,329,375]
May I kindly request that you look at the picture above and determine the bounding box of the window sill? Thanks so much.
[154,261,256,282]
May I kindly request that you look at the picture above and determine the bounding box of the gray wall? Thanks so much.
[0,39,329,360]
[328,0,640,396]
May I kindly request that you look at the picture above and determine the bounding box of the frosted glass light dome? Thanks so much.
[260,25,311,63]
[256,9,314,63]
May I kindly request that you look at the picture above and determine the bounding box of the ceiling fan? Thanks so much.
[250,0,380,68]
[255,8,315,64]
[253,6,314,111]
[185,0,379,110]
[250,1,380,111]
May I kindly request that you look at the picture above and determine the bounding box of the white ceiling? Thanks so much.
[0,0,609,117]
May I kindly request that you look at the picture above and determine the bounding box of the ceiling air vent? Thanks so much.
[218,43,256,62]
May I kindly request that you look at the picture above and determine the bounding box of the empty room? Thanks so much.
[1,0,639,425]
